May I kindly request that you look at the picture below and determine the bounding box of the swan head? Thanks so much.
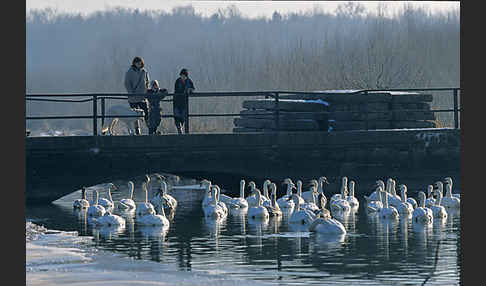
[443,177,453,185]
[108,183,117,191]
[435,181,444,189]
[375,180,385,190]
[155,174,167,182]
[283,178,293,185]
[399,184,407,193]
[318,176,329,185]
[240,179,245,188]
[308,179,319,189]
[145,174,151,183]
[418,191,426,207]
[200,179,212,189]
[341,176,348,185]
[349,181,355,196]
[248,181,257,190]
[427,185,434,196]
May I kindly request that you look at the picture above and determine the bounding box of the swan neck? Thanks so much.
[143,183,148,203]
[108,187,113,203]
[240,181,245,199]
[384,190,388,207]
[286,184,292,196]
[129,182,134,200]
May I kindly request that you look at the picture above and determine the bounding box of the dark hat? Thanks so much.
[179,68,188,76]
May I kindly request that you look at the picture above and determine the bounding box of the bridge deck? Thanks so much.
[26,129,460,204]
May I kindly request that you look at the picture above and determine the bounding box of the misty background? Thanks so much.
[26,2,460,133]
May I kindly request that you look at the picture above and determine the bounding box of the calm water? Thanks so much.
[26,178,461,285]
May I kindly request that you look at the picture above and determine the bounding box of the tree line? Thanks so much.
[26,3,460,132]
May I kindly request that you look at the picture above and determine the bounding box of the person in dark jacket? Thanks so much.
[173,68,195,134]
[124,56,150,134]
[146,80,167,135]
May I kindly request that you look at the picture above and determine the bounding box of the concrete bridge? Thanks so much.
[26,128,460,204]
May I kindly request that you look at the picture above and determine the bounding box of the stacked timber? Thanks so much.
[233,90,437,132]
[233,99,329,132]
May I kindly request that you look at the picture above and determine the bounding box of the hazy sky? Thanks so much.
[26,1,459,18]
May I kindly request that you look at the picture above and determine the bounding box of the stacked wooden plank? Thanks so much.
[233,90,438,132]
[233,99,329,132]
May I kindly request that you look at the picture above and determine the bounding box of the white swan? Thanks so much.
[289,194,316,225]
[425,185,436,208]
[264,183,282,217]
[137,203,170,227]
[366,186,384,213]
[87,190,106,218]
[330,180,351,213]
[276,179,296,212]
[136,182,156,217]
[98,183,116,211]
[203,185,227,220]
[406,195,418,209]
[302,176,328,202]
[73,187,90,209]
[316,193,332,219]
[309,195,347,235]
[331,177,348,204]
[346,180,360,208]
[378,187,399,219]
[444,177,461,199]
[412,191,434,224]
[301,186,320,213]
[364,179,386,203]
[118,181,136,211]
[294,180,308,206]
[201,179,213,209]
[247,188,270,220]
[228,179,249,209]
[430,187,448,219]
[247,180,271,208]
[439,181,460,209]
[396,184,414,216]
[94,211,126,227]
[213,185,229,216]
[150,175,178,211]
[387,179,403,208]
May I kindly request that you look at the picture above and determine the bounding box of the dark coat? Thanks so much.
[146,88,168,134]
[173,77,195,110]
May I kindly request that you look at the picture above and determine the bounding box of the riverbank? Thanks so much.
[26,221,266,286]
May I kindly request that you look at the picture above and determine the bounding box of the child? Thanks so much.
[146,80,168,135]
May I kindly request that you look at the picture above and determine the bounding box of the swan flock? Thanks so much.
[74,175,460,239]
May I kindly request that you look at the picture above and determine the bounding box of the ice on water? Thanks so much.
[26,221,268,286]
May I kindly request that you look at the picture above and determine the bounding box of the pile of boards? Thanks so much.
[233,90,437,132]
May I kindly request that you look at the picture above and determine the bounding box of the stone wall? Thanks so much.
[234,91,438,132]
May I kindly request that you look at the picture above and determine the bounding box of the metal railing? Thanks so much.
[26,88,461,136]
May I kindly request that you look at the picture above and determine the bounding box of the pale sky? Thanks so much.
[26,1,459,19]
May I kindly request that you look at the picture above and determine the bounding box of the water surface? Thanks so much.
[26,180,461,285]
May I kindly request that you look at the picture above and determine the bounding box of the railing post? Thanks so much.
[184,91,190,134]
[364,90,369,130]
[93,95,98,136]
[101,97,105,128]
[453,89,459,129]
[275,92,280,131]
